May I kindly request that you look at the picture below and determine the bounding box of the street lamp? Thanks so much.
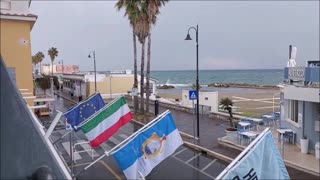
[185,25,200,138]
[88,51,97,92]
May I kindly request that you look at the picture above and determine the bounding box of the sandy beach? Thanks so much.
[157,87,280,117]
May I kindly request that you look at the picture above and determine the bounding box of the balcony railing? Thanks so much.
[284,67,320,83]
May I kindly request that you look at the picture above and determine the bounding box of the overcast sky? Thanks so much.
[30,1,319,71]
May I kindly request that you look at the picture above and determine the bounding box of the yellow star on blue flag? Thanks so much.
[64,93,105,131]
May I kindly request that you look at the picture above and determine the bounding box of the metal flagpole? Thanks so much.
[54,96,122,145]
[75,110,171,177]
[70,130,74,178]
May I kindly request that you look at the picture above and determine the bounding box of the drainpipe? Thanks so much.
[302,101,305,138]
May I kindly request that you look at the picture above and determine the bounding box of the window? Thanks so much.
[0,0,11,10]
[288,100,298,123]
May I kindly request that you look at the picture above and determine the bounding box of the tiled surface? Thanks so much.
[270,127,320,174]
[221,123,320,174]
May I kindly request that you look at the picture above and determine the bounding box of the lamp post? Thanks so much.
[185,25,200,138]
[88,51,97,92]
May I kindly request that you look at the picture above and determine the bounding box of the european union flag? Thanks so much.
[64,93,105,130]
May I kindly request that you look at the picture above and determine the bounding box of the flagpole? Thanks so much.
[70,130,74,178]
[216,128,270,179]
[75,110,170,177]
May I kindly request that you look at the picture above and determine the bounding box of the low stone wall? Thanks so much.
[208,111,246,121]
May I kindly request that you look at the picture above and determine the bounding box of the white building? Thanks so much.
[280,60,320,154]
[181,90,219,113]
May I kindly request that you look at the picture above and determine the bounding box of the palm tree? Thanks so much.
[116,0,140,113]
[32,55,39,74]
[220,97,234,127]
[135,3,150,114]
[48,47,58,76]
[145,0,168,113]
[36,51,45,74]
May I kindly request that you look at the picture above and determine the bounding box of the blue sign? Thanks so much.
[188,90,198,100]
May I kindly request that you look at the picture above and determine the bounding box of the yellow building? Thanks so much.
[61,72,158,100]
[0,0,37,105]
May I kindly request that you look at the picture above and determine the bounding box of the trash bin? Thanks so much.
[154,100,159,116]
[315,142,320,159]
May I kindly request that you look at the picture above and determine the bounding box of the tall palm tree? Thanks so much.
[116,0,140,113]
[145,0,168,113]
[48,47,58,76]
[135,4,150,114]
[36,51,45,74]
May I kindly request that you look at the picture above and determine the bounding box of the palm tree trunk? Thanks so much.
[39,62,42,74]
[227,107,234,127]
[133,29,139,113]
[146,33,151,113]
[51,61,53,77]
[140,40,146,114]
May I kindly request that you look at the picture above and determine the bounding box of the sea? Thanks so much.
[151,69,283,94]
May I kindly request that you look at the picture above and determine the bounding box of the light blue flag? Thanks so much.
[222,131,290,180]
[112,112,183,179]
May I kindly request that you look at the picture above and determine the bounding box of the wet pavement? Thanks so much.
[46,92,319,179]
[43,94,229,179]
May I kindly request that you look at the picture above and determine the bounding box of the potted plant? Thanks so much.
[300,136,309,154]
[220,97,237,141]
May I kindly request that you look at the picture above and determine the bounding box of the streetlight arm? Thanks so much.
[187,26,197,34]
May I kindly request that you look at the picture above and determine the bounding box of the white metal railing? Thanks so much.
[73,141,94,163]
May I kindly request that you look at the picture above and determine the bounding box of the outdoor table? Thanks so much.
[239,131,259,144]
[238,122,251,130]
[277,128,296,144]
[262,115,275,119]
[246,118,262,130]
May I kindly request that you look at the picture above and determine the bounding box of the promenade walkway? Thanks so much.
[54,91,319,179]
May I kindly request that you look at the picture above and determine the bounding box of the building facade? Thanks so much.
[281,60,320,153]
[61,71,158,100]
[41,64,80,75]
[0,0,37,105]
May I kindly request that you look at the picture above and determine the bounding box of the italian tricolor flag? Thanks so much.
[81,96,133,147]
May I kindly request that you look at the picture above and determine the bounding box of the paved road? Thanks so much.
[44,95,228,179]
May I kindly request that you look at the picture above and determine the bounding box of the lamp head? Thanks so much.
[88,54,91,58]
[185,34,192,40]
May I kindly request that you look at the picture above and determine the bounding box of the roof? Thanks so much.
[0,12,38,18]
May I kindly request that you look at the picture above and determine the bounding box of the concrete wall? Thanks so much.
[0,19,34,105]
[181,90,219,112]
[87,75,134,98]
[1,0,30,14]
[304,102,320,150]
[284,86,320,103]
[281,98,320,152]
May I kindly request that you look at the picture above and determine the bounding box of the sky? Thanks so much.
[30,1,319,71]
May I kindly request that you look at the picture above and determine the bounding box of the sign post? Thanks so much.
[189,90,198,140]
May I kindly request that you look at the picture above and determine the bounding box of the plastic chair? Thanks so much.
[261,117,270,126]
[283,131,294,144]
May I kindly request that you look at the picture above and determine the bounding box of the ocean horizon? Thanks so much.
[151,69,283,86]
